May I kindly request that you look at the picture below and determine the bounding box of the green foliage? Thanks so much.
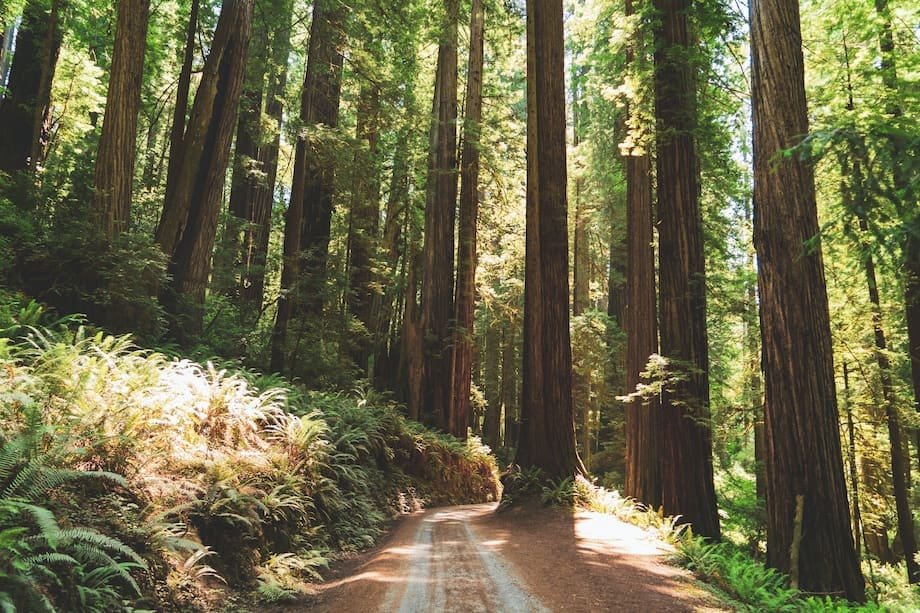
[0,300,499,608]
[0,416,145,612]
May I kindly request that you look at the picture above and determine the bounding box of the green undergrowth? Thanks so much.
[0,294,499,611]
[564,476,918,612]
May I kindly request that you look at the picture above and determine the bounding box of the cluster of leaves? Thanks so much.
[0,294,499,609]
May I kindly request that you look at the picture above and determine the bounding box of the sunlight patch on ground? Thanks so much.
[574,510,671,558]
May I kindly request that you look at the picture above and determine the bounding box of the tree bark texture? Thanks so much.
[165,0,199,195]
[420,0,459,429]
[653,0,720,539]
[270,0,345,372]
[447,0,484,439]
[513,0,583,479]
[750,0,865,598]
[0,0,62,174]
[156,0,253,343]
[624,151,660,509]
[92,0,150,239]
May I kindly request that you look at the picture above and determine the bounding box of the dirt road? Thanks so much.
[308,503,725,612]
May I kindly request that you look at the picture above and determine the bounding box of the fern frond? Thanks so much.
[82,560,144,596]
[21,552,79,568]
[58,529,147,567]
[7,501,61,546]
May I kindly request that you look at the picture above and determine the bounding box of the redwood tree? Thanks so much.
[420,0,460,428]
[447,0,484,439]
[653,0,719,540]
[513,0,583,479]
[156,0,253,343]
[270,0,345,373]
[0,0,62,174]
[92,0,150,239]
[751,0,865,599]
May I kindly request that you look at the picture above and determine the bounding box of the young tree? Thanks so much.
[514,0,583,478]
[92,0,150,239]
[653,0,719,539]
[750,0,865,599]
[447,0,485,439]
[0,0,62,174]
[156,0,253,343]
[420,0,460,428]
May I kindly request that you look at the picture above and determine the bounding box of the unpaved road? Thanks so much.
[307,503,725,612]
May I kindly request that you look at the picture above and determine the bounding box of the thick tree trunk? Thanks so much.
[750,0,865,599]
[420,0,460,429]
[0,0,62,174]
[156,0,253,344]
[622,0,660,510]
[447,0,484,439]
[269,0,345,372]
[653,0,719,540]
[165,0,199,196]
[513,0,583,479]
[346,82,381,373]
[219,12,268,297]
[92,0,150,239]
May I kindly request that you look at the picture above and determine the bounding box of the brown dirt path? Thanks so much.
[304,503,727,612]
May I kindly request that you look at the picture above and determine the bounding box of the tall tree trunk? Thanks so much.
[501,323,518,449]
[403,247,424,420]
[156,0,253,344]
[483,319,501,449]
[513,0,583,479]
[447,0,484,439]
[572,70,591,461]
[840,105,919,580]
[92,0,150,239]
[165,0,199,196]
[750,0,865,599]
[240,0,293,315]
[219,8,269,297]
[346,81,381,373]
[622,0,660,510]
[841,363,863,559]
[269,0,345,373]
[653,0,719,540]
[0,0,62,174]
[872,0,920,476]
[420,0,460,429]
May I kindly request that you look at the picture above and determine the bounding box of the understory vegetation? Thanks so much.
[0,294,498,611]
[520,473,917,612]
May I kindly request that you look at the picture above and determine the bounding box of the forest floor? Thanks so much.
[299,503,728,612]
